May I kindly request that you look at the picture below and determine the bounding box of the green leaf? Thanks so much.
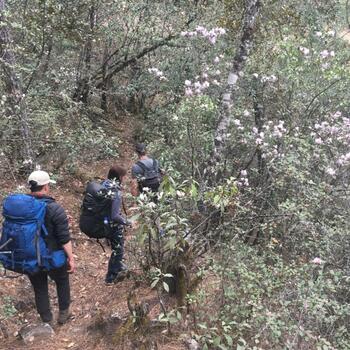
[213,336,222,346]
[129,214,140,222]
[190,182,198,197]
[151,278,159,288]
[213,195,221,205]
[163,281,169,293]
[225,335,233,347]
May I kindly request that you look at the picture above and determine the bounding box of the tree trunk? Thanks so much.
[73,4,96,103]
[100,39,111,113]
[0,0,33,168]
[207,0,261,182]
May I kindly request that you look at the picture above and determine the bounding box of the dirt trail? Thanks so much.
[0,116,184,350]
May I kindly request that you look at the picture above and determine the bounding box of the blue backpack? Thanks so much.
[0,194,66,275]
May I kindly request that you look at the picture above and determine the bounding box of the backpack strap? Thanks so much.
[41,224,48,237]
[152,159,157,171]
[35,224,42,267]
[96,239,106,253]
[136,159,158,173]
[0,238,13,251]
[136,160,149,173]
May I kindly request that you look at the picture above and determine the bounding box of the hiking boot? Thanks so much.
[105,264,129,284]
[105,273,117,285]
[40,312,53,324]
[57,308,71,325]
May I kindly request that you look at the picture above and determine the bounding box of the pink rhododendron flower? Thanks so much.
[185,88,193,97]
[311,257,323,264]
[202,81,210,89]
[299,46,310,56]
[326,167,336,176]
[320,50,329,59]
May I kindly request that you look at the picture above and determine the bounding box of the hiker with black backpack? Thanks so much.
[0,170,75,325]
[131,143,163,197]
[79,165,131,284]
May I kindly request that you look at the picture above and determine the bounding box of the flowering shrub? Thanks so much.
[133,0,350,348]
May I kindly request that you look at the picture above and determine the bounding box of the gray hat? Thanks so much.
[135,143,146,153]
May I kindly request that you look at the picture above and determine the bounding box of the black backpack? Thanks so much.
[79,181,118,239]
[136,159,161,192]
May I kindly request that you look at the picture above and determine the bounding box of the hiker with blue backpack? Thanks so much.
[131,143,163,197]
[79,165,132,284]
[0,170,74,325]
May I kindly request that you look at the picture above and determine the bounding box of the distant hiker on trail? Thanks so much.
[131,143,163,197]
[0,170,75,325]
[79,165,131,284]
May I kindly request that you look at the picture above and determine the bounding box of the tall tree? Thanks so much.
[208,0,261,181]
[73,3,96,103]
[0,0,33,168]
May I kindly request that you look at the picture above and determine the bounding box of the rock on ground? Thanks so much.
[19,323,55,344]
[184,337,200,350]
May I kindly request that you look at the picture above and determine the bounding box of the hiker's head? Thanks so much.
[28,170,56,194]
[135,143,147,157]
[107,165,127,183]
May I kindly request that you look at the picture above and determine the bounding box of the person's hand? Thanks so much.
[67,256,75,273]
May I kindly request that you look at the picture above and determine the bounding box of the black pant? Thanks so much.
[106,225,124,278]
[28,265,70,322]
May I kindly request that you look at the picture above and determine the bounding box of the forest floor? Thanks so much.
[0,116,186,350]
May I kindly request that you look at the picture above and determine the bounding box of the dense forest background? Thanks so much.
[1,0,350,349]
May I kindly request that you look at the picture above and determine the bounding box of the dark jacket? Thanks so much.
[101,179,128,226]
[31,194,71,251]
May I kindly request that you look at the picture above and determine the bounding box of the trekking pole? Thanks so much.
[0,238,13,251]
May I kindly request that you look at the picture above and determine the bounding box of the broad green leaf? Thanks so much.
[163,281,169,292]
[151,278,159,288]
